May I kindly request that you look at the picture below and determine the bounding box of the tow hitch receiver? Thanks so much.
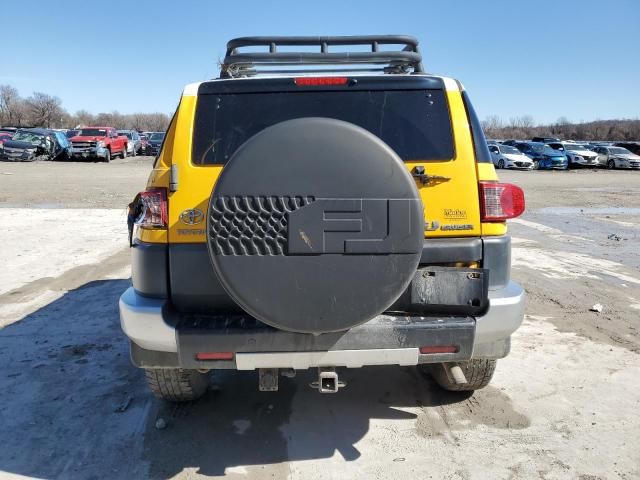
[310,367,346,393]
[259,368,279,391]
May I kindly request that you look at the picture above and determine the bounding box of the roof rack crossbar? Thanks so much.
[221,35,424,78]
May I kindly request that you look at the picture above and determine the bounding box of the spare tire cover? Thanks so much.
[207,117,423,333]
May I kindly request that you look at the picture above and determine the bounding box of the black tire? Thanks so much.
[607,159,615,170]
[103,149,111,163]
[131,144,136,157]
[144,368,209,402]
[425,359,497,392]
[121,145,128,158]
[497,159,505,169]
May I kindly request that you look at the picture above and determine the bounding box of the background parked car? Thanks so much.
[139,134,149,154]
[548,142,600,167]
[488,143,534,169]
[594,146,640,169]
[515,142,568,170]
[117,130,141,156]
[146,131,165,155]
[69,127,127,162]
[501,139,519,146]
[614,142,640,155]
[532,136,560,143]
[0,132,14,144]
[0,128,71,162]
[65,129,79,139]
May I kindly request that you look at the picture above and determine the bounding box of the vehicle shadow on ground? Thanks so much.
[0,279,150,480]
[143,361,528,478]
[0,278,527,480]
[143,367,467,478]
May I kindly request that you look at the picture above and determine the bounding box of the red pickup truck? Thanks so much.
[69,126,128,162]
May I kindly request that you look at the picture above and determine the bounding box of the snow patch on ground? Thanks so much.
[513,246,640,285]
[511,218,563,234]
[0,208,127,295]
[511,218,593,243]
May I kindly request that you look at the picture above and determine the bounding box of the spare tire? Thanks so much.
[207,118,423,334]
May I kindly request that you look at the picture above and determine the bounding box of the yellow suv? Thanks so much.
[121,36,525,401]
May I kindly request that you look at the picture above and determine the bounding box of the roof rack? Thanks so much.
[220,35,424,78]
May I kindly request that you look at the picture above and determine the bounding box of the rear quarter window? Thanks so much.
[192,89,454,165]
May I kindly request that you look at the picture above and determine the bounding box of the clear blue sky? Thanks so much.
[3,0,638,124]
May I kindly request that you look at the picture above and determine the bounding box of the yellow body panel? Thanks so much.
[405,89,481,238]
[141,82,507,244]
[164,95,223,243]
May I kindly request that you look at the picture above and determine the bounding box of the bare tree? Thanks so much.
[481,115,504,138]
[0,85,24,126]
[520,115,535,129]
[73,109,95,127]
[143,113,170,131]
[25,92,66,128]
[480,113,640,141]
[127,113,147,131]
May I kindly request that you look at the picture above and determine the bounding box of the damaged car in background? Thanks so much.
[548,142,600,168]
[0,128,71,162]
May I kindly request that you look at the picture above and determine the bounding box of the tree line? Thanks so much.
[481,115,640,141]
[0,84,170,132]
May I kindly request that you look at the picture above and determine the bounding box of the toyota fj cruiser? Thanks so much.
[120,36,526,402]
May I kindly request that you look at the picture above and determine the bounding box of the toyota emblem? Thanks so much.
[179,208,204,225]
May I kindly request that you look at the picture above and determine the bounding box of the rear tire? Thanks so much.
[425,359,497,392]
[144,368,209,402]
[103,149,111,163]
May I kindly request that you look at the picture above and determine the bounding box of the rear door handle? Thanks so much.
[411,166,451,185]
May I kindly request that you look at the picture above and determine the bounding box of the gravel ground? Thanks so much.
[0,160,639,479]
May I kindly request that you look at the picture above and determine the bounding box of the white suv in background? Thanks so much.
[488,143,534,169]
[548,142,599,167]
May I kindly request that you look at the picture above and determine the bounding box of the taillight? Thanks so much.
[479,182,525,221]
[294,77,348,86]
[419,345,459,354]
[135,188,167,228]
[195,352,234,361]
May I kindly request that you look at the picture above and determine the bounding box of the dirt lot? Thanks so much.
[0,159,639,479]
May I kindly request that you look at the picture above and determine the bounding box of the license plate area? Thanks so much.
[390,267,489,316]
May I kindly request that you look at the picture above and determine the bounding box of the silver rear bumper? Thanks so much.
[119,281,525,366]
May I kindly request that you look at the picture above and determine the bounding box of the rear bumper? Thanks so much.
[573,158,600,166]
[119,281,525,369]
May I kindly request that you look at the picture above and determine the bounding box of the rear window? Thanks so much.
[192,89,454,165]
[78,128,107,136]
